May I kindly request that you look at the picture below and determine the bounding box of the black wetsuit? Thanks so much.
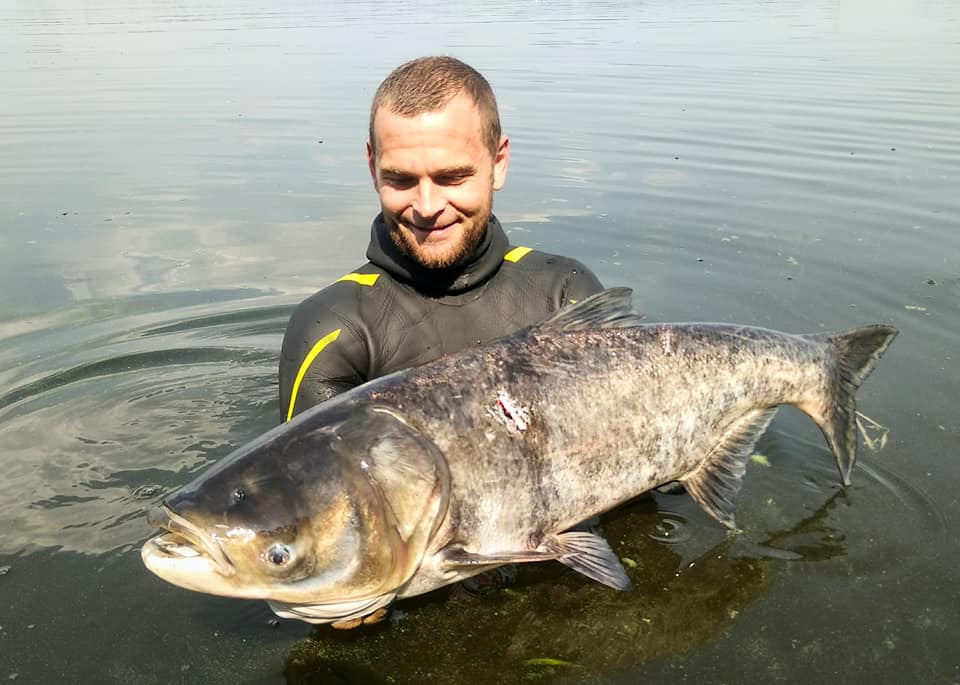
[278,213,603,421]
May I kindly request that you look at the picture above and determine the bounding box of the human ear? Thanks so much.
[492,135,510,191]
[366,140,380,191]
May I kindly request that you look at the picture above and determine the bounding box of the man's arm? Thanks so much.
[278,299,369,422]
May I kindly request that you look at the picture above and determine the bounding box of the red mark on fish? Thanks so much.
[491,390,530,432]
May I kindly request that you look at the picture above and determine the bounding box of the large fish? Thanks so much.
[141,288,897,624]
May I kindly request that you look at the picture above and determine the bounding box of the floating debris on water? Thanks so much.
[856,412,890,452]
[131,485,163,499]
[904,305,927,312]
[751,454,771,467]
[524,657,580,668]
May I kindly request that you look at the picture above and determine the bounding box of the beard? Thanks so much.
[385,202,491,270]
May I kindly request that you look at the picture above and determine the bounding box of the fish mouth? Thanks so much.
[144,505,235,577]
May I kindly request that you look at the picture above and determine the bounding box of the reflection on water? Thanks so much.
[285,502,773,684]
[1,0,959,683]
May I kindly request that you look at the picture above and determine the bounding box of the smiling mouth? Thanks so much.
[145,505,235,576]
[405,219,456,233]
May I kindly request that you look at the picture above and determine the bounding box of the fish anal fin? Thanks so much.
[682,407,778,529]
[541,531,632,591]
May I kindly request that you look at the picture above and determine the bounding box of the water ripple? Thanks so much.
[0,297,284,556]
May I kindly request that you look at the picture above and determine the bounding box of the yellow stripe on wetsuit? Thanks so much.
[287,273,380,420]
[504,246,532,263]
[337,272,380,286]
[286,328,342,421]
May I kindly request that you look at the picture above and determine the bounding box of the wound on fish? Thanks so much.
[493,390,530,431]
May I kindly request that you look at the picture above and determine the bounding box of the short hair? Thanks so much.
[369,56,502,157]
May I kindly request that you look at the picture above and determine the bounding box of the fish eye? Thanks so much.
[265,543,293,566]
[230,487,245,505]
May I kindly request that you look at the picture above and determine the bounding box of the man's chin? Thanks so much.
[384,214,487,269]
[395,237,461,269]
[414,245,464,269]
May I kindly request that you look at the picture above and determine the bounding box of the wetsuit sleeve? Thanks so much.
[278,300,368,422]
[560,260,604,306]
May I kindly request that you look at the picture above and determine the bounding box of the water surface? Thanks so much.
[1,1,958,683]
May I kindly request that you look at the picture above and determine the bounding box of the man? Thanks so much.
[279,56,603,421]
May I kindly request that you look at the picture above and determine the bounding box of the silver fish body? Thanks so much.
[141,288,897,624]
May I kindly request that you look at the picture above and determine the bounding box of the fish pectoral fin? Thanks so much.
[441,547,557,569]
[441,532,631,592]
[681,407,778,529]
[541,531,632,591]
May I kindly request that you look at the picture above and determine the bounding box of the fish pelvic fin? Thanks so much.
[440,531,631,591]
[682,407,778,529]
[541,531,632,590]
[533,287,643,334]
[806,325,898,486]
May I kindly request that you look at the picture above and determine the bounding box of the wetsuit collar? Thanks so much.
[366,213,509,295]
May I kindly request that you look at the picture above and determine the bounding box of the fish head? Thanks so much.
[141,404,450,617]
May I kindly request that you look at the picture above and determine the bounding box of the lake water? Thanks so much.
[1,1,958,683]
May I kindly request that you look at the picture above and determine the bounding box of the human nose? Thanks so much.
[412,179,445,220]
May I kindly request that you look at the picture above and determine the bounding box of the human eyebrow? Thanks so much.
[432,165,475,184]
[379,168,416,185]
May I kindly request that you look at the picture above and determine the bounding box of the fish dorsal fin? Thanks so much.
[533,287,642,334]
[681,407,778,528]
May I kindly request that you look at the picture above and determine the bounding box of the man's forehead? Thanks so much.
[375,91,480,124]
[373,95,484,142]
[372,110,489,173]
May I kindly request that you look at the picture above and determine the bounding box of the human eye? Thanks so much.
[381,171,416,189]
[435,169,473,186]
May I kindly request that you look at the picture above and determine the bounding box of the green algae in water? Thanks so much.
[523,657,580,667]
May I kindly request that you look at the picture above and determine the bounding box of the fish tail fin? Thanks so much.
[806,325,898,486]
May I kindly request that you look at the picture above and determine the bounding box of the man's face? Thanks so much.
[367,93,510,269]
